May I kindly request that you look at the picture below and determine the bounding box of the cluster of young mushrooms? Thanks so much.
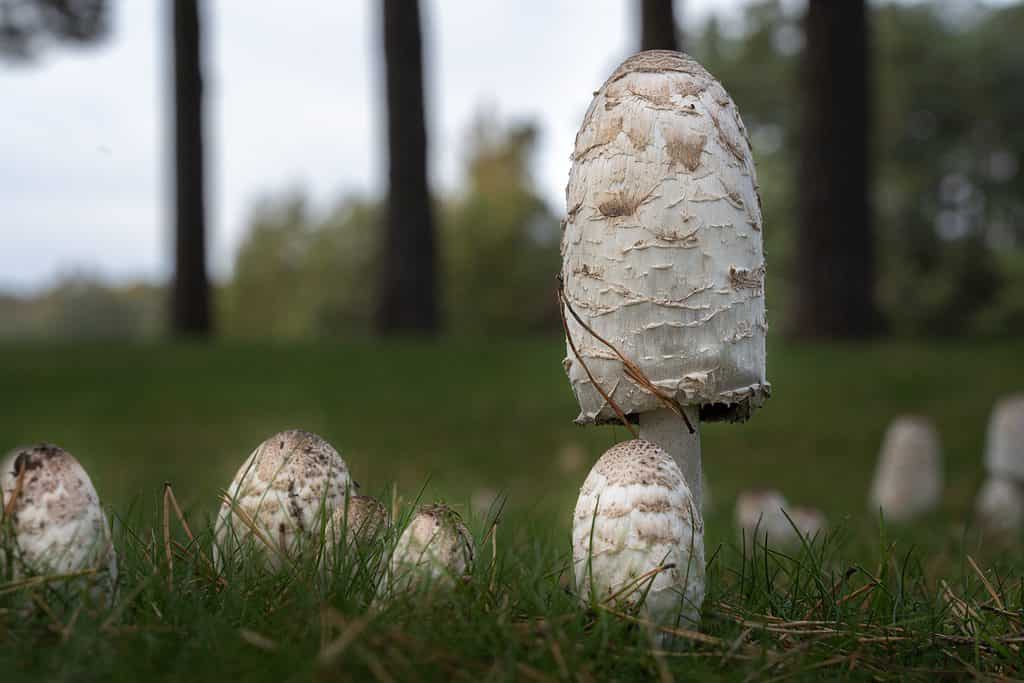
[0,429,477,605]
[1,51,1017,641]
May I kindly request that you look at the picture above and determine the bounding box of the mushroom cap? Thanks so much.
[0,444,117,602]
[572,439,704,628]
[331,494,390,544]
[561,50,768,425]
[984,394,1024,481]
[868,416,942,523]
[389,503,475,592]
[213,429,351,570]
[975,477,1024,538]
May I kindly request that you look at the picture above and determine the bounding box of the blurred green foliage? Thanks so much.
[221,113,560,338]
[2,1,1022,341]
[692,0,1024,336]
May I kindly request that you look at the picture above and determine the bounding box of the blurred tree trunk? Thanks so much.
[792,0,878,338]
[640,0,680,52]
[171,0,212,337]
[375,0,439,335]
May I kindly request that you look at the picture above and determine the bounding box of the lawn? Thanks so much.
[1,337,1023,680]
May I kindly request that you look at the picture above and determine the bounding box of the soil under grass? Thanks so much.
[1,337,1023,680]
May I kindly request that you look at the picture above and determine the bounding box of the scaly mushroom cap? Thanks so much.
[389,504,475,591]
[562,50,768,425]
[975,477,1024,538]
[332,494,390,544]
[214,429,351,570]
[985,394,1024,481]
[868,416,942,523]
[573,439,704,628]
[0,444,117,602]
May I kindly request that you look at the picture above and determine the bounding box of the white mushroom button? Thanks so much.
[388,504,475,593]
[868,416,943,523]
[984,394,1024,481]
[0,444,117,604]
[975,477,1024,539]
[214,429,352,570]
[573,440,704,632]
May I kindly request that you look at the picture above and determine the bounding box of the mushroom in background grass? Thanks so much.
[734,490,826,548]
[213,429,352,571]
[0,444,117,604]
[561,50,769,627]
[975,395,1024,538]
[868,416,943,523]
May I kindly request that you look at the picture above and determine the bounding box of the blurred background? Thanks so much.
[0,0,1022,532]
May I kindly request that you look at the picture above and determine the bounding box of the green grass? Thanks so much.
[2,337,1024,680]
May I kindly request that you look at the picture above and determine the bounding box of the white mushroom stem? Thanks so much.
[639,406,702,511]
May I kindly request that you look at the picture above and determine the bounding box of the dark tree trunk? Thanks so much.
[792,0,878,338]
[171,0,211,337]
[640,0,679,52]
[375,0,439,335]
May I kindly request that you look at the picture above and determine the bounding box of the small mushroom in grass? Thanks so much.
[788,506,827,542]
[735,489,791,543]
[984,394,1024,481]
[561,50,769,627]
[868,416,943,523]
[573,440,704,631]
[975,478,1024,539]
[213,429,351,570]
[734,490,826,548]
[332,494,390,545]
[388,503,475,592]
[0,444,117,603]
[973,396,1024,539]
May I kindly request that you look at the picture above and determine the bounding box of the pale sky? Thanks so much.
[0,0,780,293]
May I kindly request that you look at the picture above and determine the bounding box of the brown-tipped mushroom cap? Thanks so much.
[572,439,704,628]
[561,50,768,425]
[213,429,351,569]
[0,444,117,602]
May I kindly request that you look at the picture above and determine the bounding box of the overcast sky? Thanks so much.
[0,0,794,293]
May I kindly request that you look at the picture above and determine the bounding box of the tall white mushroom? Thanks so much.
[868,416,943,523]
[561,50,767,626]
[214,429,352,570]
[0,444,117,603]
[561,50,768,512]
[573,440,704,630]
[975,395,1024,537]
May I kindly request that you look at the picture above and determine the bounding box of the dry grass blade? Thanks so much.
[163,484,173,591]
[163,484,226,588]
[559,280,695,434]
[516,662,558,683]
[240,629,278,652]
[356,645,395,683]
[597,603,727,648]
[218,492,293,569]
[318,616,370,666]
[967,554,1005,611]
[600,563,676,606]
[0,568,99,597]
[557,280,637,437]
